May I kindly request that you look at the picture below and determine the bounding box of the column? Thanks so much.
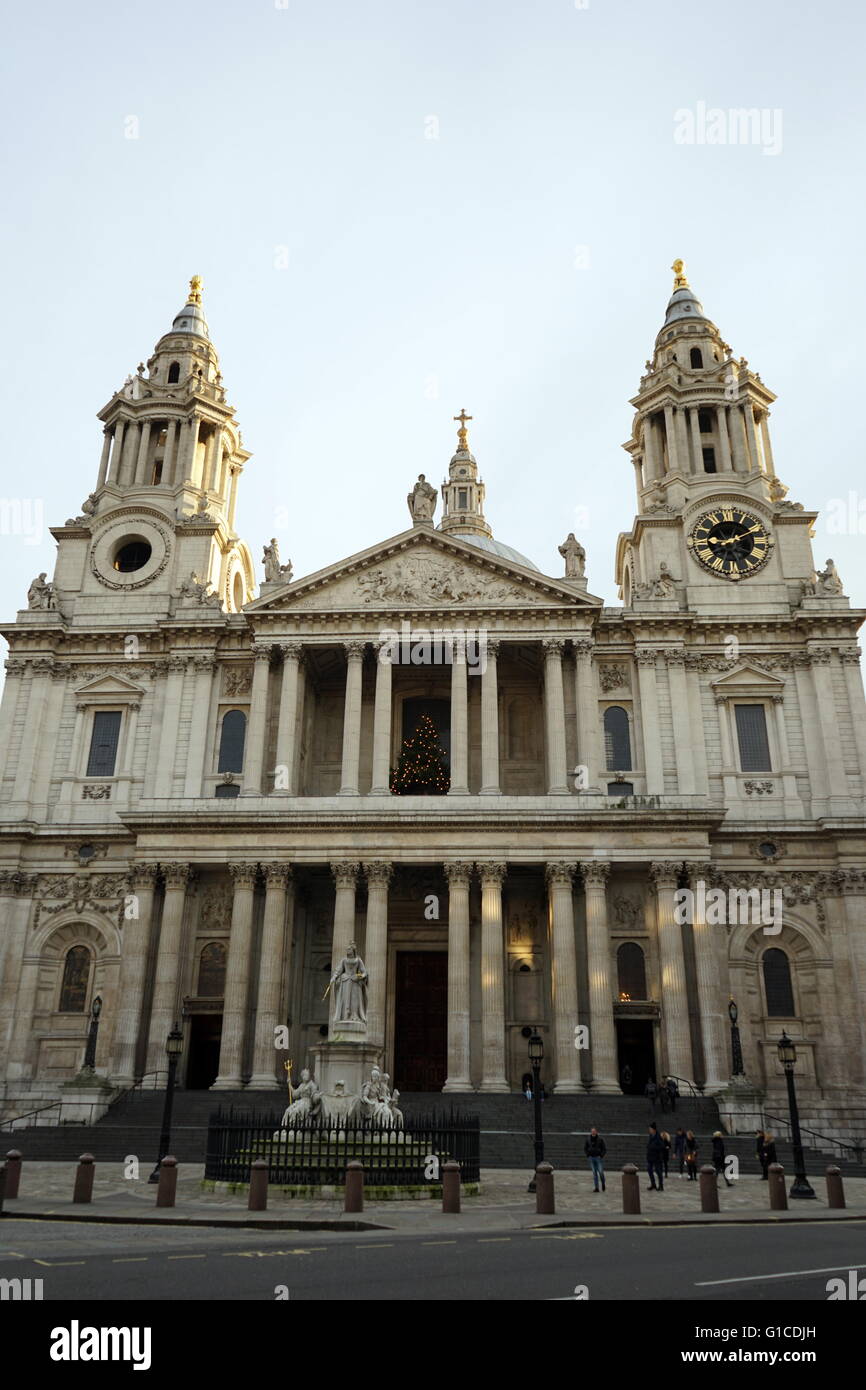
[771,693,802,817]
[729,405,748,472]
[209,430,223,492]
[662,403,678,473]
[543,639,569,794]
[109,420,125,483]
[687,863,728,1093]
[0,660,24,778]
[329,863,360,1028]
[809,650,856,815]
[0,873,36,1082]
[650,862,694,1082]
[573,639,602,791]
[675,406,690,473]
[96,429,112,488]
[443,862,472,1091]
[665,650,695,794]
[154,657,187,798]
[113,697,140,804]
[163,419,179,484]
[145,864,193,1075]
[479,862,509,1091]
[840,647,866,793]
[369,643,393,795]
[171,420,188,486]
[759,412,776,475]
[111,864,160,1082]
[714,696,738,803]
[688,407,703,473]
[241,644,271,795]
[635,650,664,794]
[134,419,152,484]
[743,402,763,472]
[792,659,829,811]
[184,416,201,484]
[274,644,302,795]
[212,863,259,1089]
[28,666,67,811]
[11,660,54,804]
[546,862,581,1091]
[120,421,139,486]
[248,863,292,1087]
[579,862,619,1092]
[448,636,469,794]
[716,406,733,471]
[683,656,709,796]
[364,862,392,1046]
[338,642,365,795]
[183,657,215,797]
[480,639,501,794]
[643,414,659,480]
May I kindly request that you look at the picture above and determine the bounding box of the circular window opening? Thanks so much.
[113,539,152,573]
[78,843,96,863]
[758,841,778,860]
[232,571,245,611]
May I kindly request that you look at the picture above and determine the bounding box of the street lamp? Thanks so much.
[527,1031,545,1193]
[149,1022,184,1183]
[728,998,745,1077]
[82,995,103,1072]
[776,1031,815,1199]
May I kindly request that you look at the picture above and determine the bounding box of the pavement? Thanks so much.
[2,1161,863,1232]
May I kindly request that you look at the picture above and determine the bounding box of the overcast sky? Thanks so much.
[2,0,865,663]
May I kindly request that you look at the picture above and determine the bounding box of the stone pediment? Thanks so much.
[73,673,147,701]
[248,528,601,612]
[709,663,786,699]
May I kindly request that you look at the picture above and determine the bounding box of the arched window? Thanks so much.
[59,945,91,1013]
[217,710,246,773]
[197,941,227,997]
[617,942,647,1001]
[167,361,180,384]
[603,706,632,770]
[763,948,795,1017]
[689,347,703,369]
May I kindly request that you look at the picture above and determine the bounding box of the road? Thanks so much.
[2,1217,864,1301]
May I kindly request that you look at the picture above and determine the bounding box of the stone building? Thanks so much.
[1,265,865,1135]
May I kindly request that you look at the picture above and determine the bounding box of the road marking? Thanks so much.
[529,1232,603,1241]
[696,1262,866,1288]
[422,1240,457,1246]
[168,1254,206,1260]
[113,1257,148,1263]
[477,1238,511,1243]
[356,1243,394,1249]
[222,1248,325,1258]
[33,1259,86,1267]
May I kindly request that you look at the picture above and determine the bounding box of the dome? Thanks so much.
[663,286,707,327]
[449,529,540,572]
[170,301,210,339]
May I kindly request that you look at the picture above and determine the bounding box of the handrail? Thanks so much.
[0,1099,64,1130]
[665,1075,702,1098]
[730,1108,865,1164]
[0,1070,169,1132]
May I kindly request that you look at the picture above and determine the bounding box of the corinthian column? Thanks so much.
[448,637,469,794]
[339,642,366,795]
[212,863,259,1089]
[112,864,160,1083]
[635,649,664,794]
[443,861,473,1091]
[579,862,619,1092]
[573,638,602,791]
[248,863,292,1087]
[546,862,582,1091]
[687,863,728,1092]
[478,862,509,1091]
[650,861,693,1082]
[146,864,193,1074]
[364,862,392,1045]
[274,644,302,795]
[480,639,501,794]
[241,645,272,795]
[369,643,393,795]
[543,639,569,794]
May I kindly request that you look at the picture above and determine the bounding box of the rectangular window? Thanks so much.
[702,447,717,473]
[698,409,714,434]
[458,488,468,508]
[86,711,122,777]
[734,704,772,772]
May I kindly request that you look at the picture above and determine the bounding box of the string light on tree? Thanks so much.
[389,714,451,795]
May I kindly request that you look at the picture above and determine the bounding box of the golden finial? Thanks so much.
[188,274,203,305]
[453,407,473,451]
[671,259,688,291]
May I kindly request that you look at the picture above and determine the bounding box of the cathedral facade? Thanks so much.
[1,267,865,1135]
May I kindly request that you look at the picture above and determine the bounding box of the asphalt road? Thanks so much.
[1,1217,864,1301]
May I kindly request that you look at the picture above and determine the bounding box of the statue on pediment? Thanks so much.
[263,538,293,584]
[558,533,586,578]
[407,474,438,524]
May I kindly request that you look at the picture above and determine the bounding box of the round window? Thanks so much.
[113,539,152,572]
[758,841,778,859]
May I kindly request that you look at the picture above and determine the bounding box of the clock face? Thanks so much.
[687,509,773,580]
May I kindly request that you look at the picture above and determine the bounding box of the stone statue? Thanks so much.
[407,474,438,524]
[330,942,368,1023]
[179,571,221,606]
[280,1067,322,1127]
[262,537,293,583]
[361,1065,401,1128]
[558,533,586,579]
[27,573,56,610]
[382,1073,404,1130]
[806,558,845,596]
[652,561,678,597]
[80,492,98,516]
[768,476,788,503]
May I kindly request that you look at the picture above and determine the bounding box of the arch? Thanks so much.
[197,940,227,997]
[603,705,632,770]
[689,347,703,369]
[218,709,246,773]
[33,914,119,960]
[167,361,181,384]
[59,944,91,1012]
[617,941,647,1000]
[762,946,795,1017]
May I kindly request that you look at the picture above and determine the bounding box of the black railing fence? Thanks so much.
[204,1108,480,1186]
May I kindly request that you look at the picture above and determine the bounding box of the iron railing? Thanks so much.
[731,1109,865,1164]
[205,1108,480,1186]
[0,1070,170,1132]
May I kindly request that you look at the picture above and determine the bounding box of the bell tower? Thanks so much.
[438,409,493,541]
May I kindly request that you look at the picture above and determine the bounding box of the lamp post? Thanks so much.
[728,998,745,1077]
[148,1022,184,1183]
[82,995,103,1072]
[777,1031,815,1199]
[526,1031,545,1193]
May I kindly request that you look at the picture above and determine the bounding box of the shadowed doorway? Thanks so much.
[186,1014,222,1090]
[615,1019,656,1094]
[393,951,447,1091]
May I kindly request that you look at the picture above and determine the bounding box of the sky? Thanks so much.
[2,0,865,663]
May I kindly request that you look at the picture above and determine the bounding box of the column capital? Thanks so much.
[573,638,595,660]
[485,638,500,660]
[278,643,303,662]
[364,861,393,886]
[130,863,161,890]
[344,641,366,662]
[635,648,659,667]
[228,861,259,888]
[260,862,293,887]
[477,861,507,886]
[251,643,272,665]
[191,653,217,672]
[331,861,360,888]
[579,861,610,888]
[162,862,194,889]
[649,860,683,889]
[545,861,577,888]
[542,637,565,657]
[444,860,473,887]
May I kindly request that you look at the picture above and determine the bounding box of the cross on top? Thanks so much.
[453,408,473,429]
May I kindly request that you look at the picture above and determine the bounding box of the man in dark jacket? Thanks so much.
[674,1126,687,1176]
[712,1131,734,1187]
[584,1127,607,1192]
[646,1123,665,1191]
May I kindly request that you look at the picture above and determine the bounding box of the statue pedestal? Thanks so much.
[313,1020,382,1101]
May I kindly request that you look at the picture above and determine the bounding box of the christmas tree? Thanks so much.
[389,713,451,795]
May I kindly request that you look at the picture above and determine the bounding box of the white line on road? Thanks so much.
[696,1262,866,1287]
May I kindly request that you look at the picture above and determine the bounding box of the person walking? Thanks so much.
[755,1128,768,1179]
[660,1130,672,1179]
[666,1076,679,1111]
[644,1077,658,1114]
[761,1131,778,1176]
[684,1129,699,1180]
[712,1131,733,1187]
[646,1122,665,1191]
[674,1126,687,1177]
[584,1127,607,1193]
[658,1078,669,1114]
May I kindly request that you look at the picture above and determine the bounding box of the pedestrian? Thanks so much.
[666,1076,678,1111]
[584,1127,607,1193]
[755,1128,768,1179]
[712,1131,733,1187]
[658,1078,669,1114]
[646,1122,665,1191]
[621,1063,633,1090]
[684,1129,699,1180]
[661,1130,672,1178]
[761,1131,777,1175]
[674,1126,687,1177]
[644,1077,658,1113]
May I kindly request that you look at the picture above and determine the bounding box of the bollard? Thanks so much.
[535,1162,555,1215]
[768,1162,788,1211]
[156,1155,178,1208]
[442,1160,461,1214]
[73,1153,95,1205]
[622,1163,641,1215]
[699,1164,720,1213]
[344,1160,364,1213]
[4,1150,22,1199]
[0,1163,6,1215]
[826,1165,845,1210]
[248,1159,269,1212]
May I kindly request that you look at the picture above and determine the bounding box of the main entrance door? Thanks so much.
[393,951,447,1091]
[185,1014,223,1090]
[615,1019,656,1095]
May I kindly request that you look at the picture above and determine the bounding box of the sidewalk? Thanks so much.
[3,1162,863,1233]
